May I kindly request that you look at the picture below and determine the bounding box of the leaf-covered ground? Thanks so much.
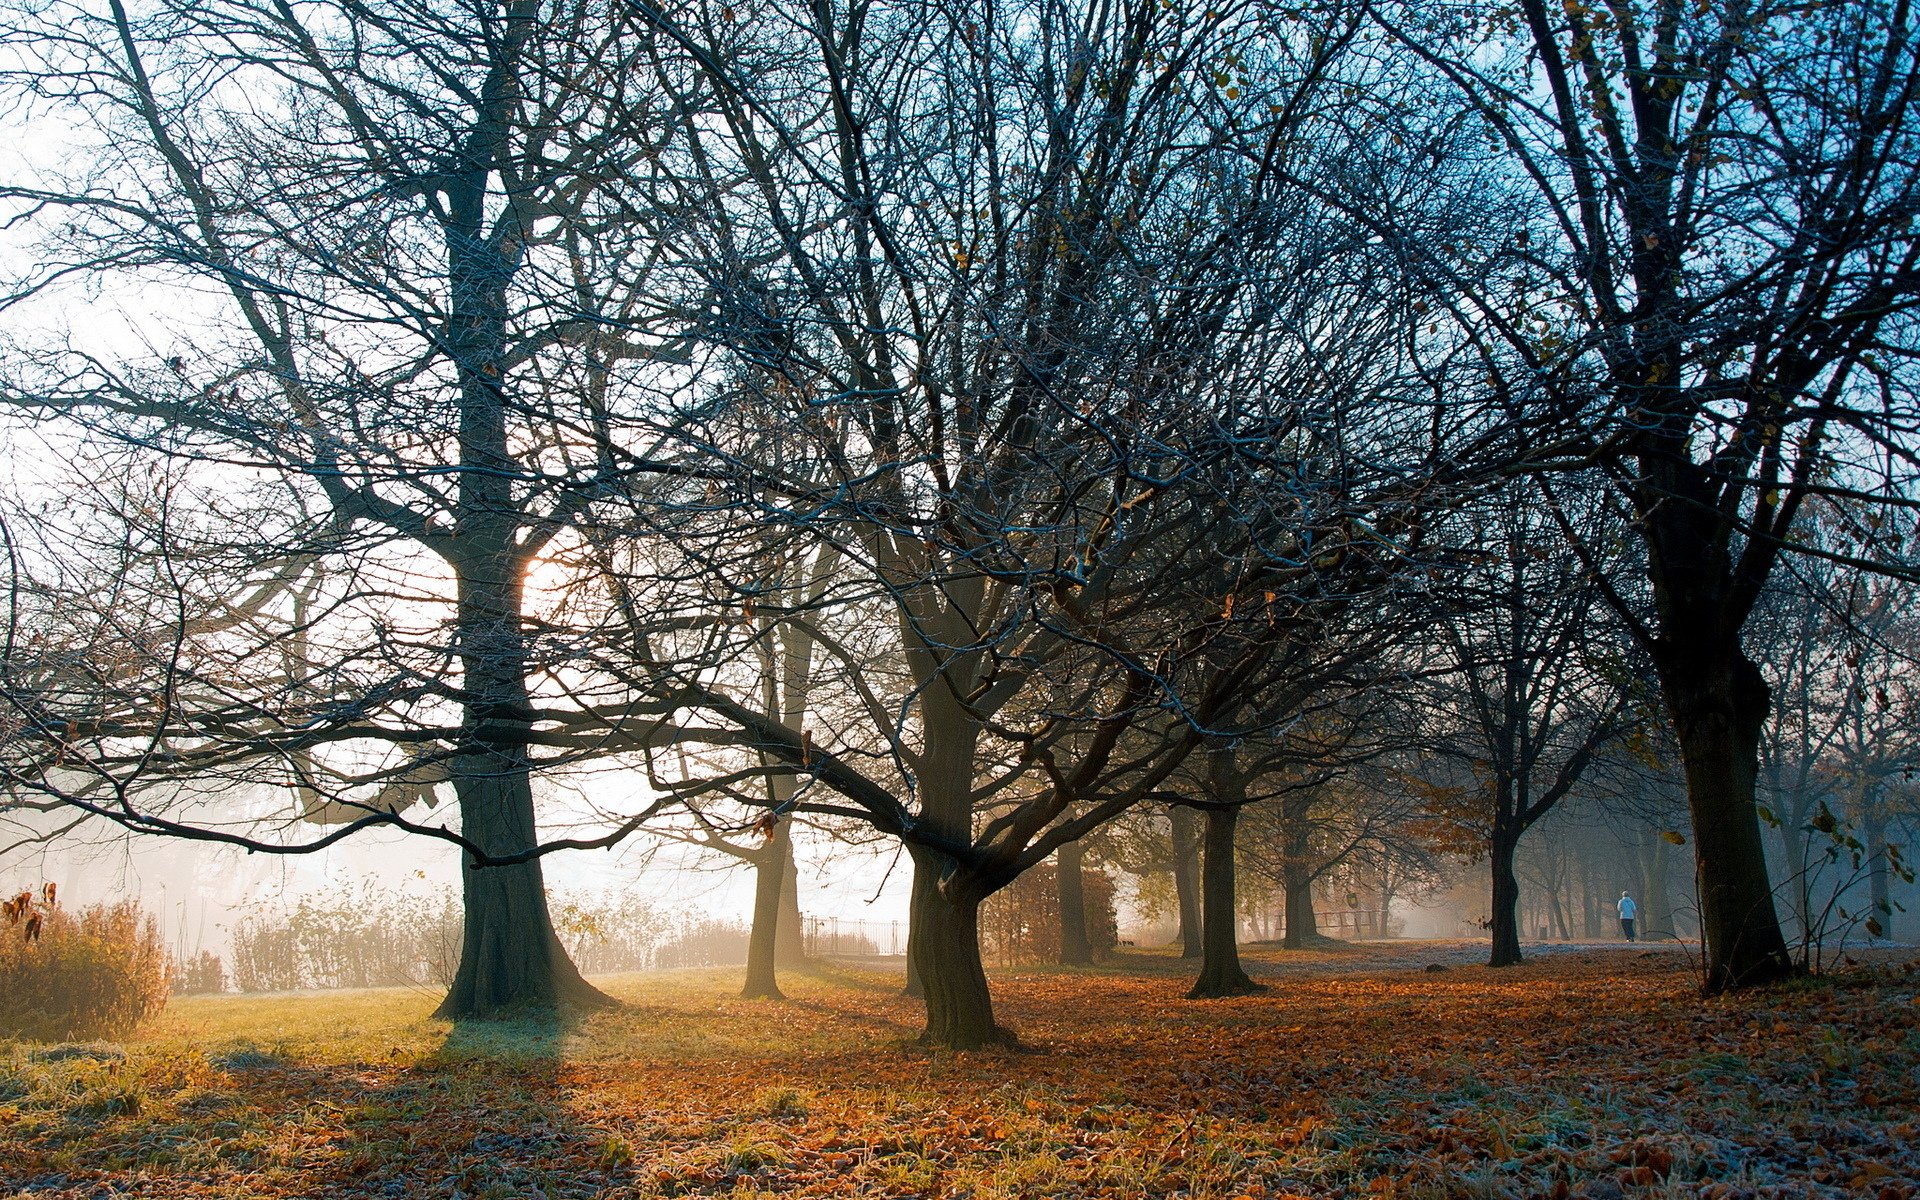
[3,941,1917,1199]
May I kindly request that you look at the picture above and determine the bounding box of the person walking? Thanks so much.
[1617,891,1637,942]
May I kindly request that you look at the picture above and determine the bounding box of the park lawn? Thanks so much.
[1,942,1917,1199]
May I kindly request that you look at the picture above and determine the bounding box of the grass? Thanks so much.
[2,942,1917,1198]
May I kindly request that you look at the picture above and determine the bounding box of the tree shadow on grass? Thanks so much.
[312,1011,631,1199]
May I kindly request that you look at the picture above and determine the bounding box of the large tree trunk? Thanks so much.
[1655,641,1796,992]
[742,835,786,999]
[1170,805,1203,957]
[435,544,608,1017]
[1056,839,1092,965]
[1282,870,1319,949]
[436,769,613,1017]
[1189,806,1264,998]
[909,855,1008,1048]
[1488,826,1524,967]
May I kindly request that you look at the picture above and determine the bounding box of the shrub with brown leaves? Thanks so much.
[0,893,171,1041]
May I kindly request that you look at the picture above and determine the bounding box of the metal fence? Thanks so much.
[801,915,906,958]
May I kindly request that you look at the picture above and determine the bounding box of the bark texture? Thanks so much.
[1488,828,1524,967]
[1188,805,1264,998]
[1056,839,1093,966]
[1655,640,1796,991]
[742,823,789,999]
[909,855,1010,1048]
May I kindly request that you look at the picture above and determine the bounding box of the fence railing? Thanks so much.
[801,915,905,958]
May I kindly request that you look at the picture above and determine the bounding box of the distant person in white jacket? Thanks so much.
[1617,891,1637,942]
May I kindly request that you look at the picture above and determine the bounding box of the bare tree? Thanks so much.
[1368,0,1920,989]
[0,0,711,1015]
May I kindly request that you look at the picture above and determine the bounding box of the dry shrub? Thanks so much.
[172,949,226,995]
[0,893,171,1041]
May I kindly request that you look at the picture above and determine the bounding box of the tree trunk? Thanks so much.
[1864,802,1893,941]
[1642,833,1675,940]
[1189,806,1264,998]
[1280,794,1322,949]
[1056,839,1093,965]
[1489,827,1524,967]
[434,542,608,1017]
[742,839,786,999]
[909,855,1008,1048]
[1282,871,1319,950]
[1170,805,1203,957]
[435,769,613,1017]
[775,825,807,968]
[1655,642,1796,991]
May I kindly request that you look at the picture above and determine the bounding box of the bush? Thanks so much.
[172,949,226,995]
[230,881,461,991]
[0,889,171,1041]
[655,918,752,968]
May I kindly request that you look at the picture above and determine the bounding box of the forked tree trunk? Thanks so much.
[1189,806,1264,998]
[742,832,787,999]
[435,769,613,1017]
[1170,806,1203,957]
[1655,641,1796,992]
[909,856,1008,1048]
[1488,827,1524,967]
[1056,839,1092,965]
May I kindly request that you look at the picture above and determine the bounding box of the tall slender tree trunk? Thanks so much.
[1654,641,1796,991]
[1488,826,1524,967]
[776,829,807,968]
[1642,833,1675,940]
[1280,795,1320,949]
[1170,806,1203,957]
[1863,801,1893,941]
[742,834,786,999]
[432,90,607,1019]
[1189,806,1264,998]
[908,853,1007,1048]
[1056,839,1092,965]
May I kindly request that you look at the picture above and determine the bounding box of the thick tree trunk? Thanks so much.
[1282,871,1320,949]
[742,839,786,999]
[1170,806,1203,958]
[1189,806,1264,998]
[1280,795,1322,949]
[434,550,608,1018]
[1656,642,1796,991]
[1056,839,1092,965]
[1489,829,1524,967]
[909,857,1008,1048]
[435,769,613,1017]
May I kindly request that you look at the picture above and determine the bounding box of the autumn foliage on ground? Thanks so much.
[1,943,1916,1200]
